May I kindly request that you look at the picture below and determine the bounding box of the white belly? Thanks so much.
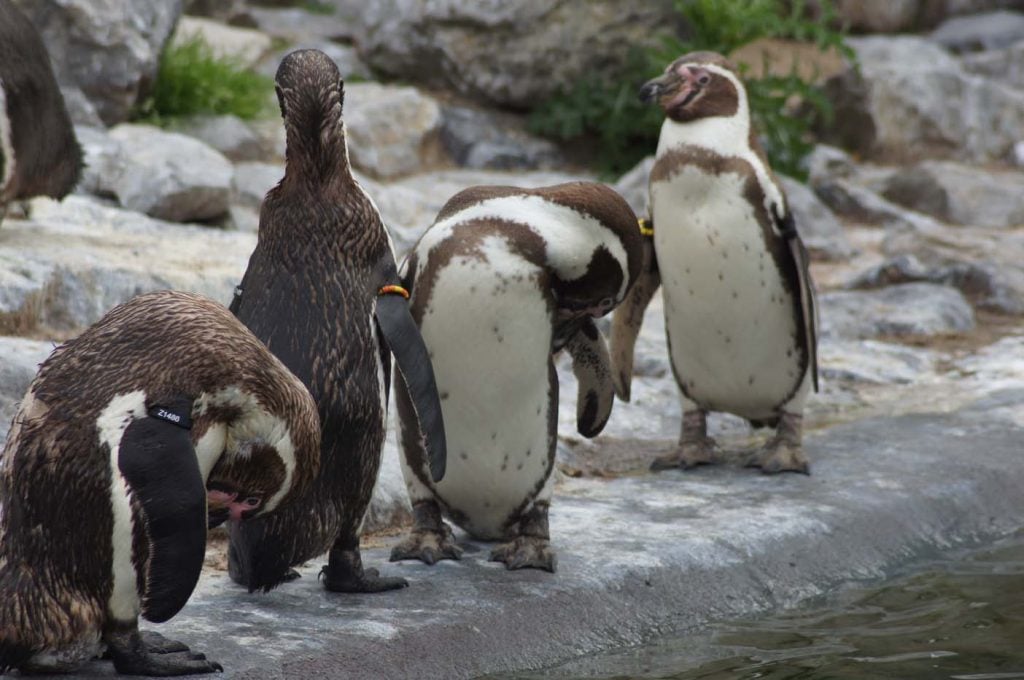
[419,244,554,539]
[652,167,803,419]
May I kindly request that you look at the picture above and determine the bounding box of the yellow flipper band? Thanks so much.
[378,284,410,299]
[638,218,654,237]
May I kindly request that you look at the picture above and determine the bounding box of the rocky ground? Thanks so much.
[2,0,1024,677]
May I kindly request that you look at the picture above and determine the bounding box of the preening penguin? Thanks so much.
[227,49,446,593]
[0,290,320,675]
[390,182,642,572]
[0,0,82,223]
[612,51,818,474]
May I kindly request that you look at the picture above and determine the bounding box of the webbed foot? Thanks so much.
[107,629,222,676]
[490,536,557,572]
[320,547,408,593]
[650,437,718,471]
[745,412,810,475]
[140,631,191,655]
[390,525,462,565]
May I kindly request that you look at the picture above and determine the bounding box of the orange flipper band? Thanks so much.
[378,284,410,299]
[638,218,654,237]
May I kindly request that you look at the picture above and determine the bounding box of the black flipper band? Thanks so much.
[375,293,447,482]
[118,396,205,623]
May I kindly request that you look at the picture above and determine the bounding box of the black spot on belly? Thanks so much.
[526,448,532,457]
[718,272,724,281]
[459,452,468,461]
[440,391,449,400]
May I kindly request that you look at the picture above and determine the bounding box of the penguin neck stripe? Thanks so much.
[148,405,193,430]
[378,284,410,299]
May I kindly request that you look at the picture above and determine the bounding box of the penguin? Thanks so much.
[226,49,447,593]
[389,182,642,572]
[611,51,819,474]
[0,0,82,223]
[0,290,320,675]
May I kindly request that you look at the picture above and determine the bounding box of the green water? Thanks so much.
[526,532,1024,680]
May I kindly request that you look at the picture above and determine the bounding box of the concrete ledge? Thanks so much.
[57,398,1024,678]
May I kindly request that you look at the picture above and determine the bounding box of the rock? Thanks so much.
[806,145,858,186]
[440,106,562,171]
[819,283,976,340]
[12,0,182,126]
[184,0,250,23]
[0,337,54,442]
[225,204,260,233]
[176,115,266,162]
[930,10,1024,52]
[613,156,655,219]
[248,6,359,44]
[354,0,680,109]
[834,0,927,33]
[59,87,104,128]
[0,195,253,335]
[818,338,937,385]
[172,15,273,68]
[232,162,283,210]
[822,36,1024,163]
[106,124,234,222]
[345,83,444,179]
[880,160,1024,229]
[258,42,372,80]
[961,38,1024,89]
[813,176,943,231]
[74,125,125,200]
[779,176,854,261]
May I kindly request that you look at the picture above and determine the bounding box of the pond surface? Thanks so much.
[504,531,1024,680]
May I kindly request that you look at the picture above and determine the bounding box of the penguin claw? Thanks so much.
[319,563,409,593]
[389,527,463,565]
[747,442,810,475]
[650,438,718,472]
[489,536,557,573]
[107,631,223,676]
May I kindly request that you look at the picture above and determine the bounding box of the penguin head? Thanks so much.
[640,51,743,123]
[205,439,288,527]
[274,49,348,165]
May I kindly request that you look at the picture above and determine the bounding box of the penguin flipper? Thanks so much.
[609,236,660,402]
[773,206,819,393]
[375,293,447,482]
[118,403,206,624]
[566,317,615,438]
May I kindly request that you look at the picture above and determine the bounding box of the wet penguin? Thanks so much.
[0,0,82,222]
[612,51,818,474]
[390,182,642,572]
[227,49,446,593]
[0,290,320,676]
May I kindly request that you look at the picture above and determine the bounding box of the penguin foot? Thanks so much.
[746,442,810,475]
[489,536,557,572]
[320,548,409,592]
[140,631,191,654]
[107,630,222,676]
[650,438,717,471]
[389,526,463,565]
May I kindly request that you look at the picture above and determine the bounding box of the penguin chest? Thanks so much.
[652,166,803,418]
[416,245,555,539]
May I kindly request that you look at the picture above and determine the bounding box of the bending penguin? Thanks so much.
[390,182,642,572]
[227,49,446,593]
[0,290,320,675]
[0,0,82,223]
[611,51,819,474]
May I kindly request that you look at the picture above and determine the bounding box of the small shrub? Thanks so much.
[136,36,273,125]
[528,0,853,179]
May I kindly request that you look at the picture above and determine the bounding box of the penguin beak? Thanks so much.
[639,76,667,104]
[207,488,238,528]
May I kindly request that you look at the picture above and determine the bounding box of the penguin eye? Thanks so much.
[697,74,711,86]
[242,497,262,508]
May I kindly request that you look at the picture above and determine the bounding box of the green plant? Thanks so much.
[301,0,336,15]
[528,0,853,179]
[135,36,273,125]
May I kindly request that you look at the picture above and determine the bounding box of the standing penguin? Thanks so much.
[0,290,320,675]
[390,182,642,572]
[0,0,82,223]
[227,49,446,593]
[612,51,818,474]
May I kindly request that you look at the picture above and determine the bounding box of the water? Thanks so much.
[510,531,1024,680]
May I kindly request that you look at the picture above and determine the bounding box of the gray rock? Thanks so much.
[172,15,273,68]
[59,87,104,128]
[880,160,1024,228]
[779,176,854,261]
[819,283,976,340]
[806,145,857,186]
[225,204,260,233]
[258,42,373,81]
[813,176,944,231]
[106,124,234,222]
[0,337,54,442]
[613,156,655,219]
[74,125,125,200]
[248,7,358,44]
[818,338,937,385]
[345,83,444,179]
[0,195,253,335]
[354,0,680,109]
[177,115,266,163]
[231,162,283,210]
[962,38,1024,89]
[183,0,250,22]
[930,10,1024,52]
[835,0,927,32]
[12,0,182,126]
[822,36,1024,163]
[440,106,562,171]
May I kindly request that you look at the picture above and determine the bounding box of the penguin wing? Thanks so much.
[566,317,616,438]
[609,235,661,401]
[375,292,447,482]
[118,408,207,624]
[773,206,819,393]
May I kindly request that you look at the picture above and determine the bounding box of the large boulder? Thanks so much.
[12,0,183,125]
[353,0,680,109]
[929,10,1024,52]
[822,36,1024,164]
[819,283,976,340]
[345,83,444,179]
